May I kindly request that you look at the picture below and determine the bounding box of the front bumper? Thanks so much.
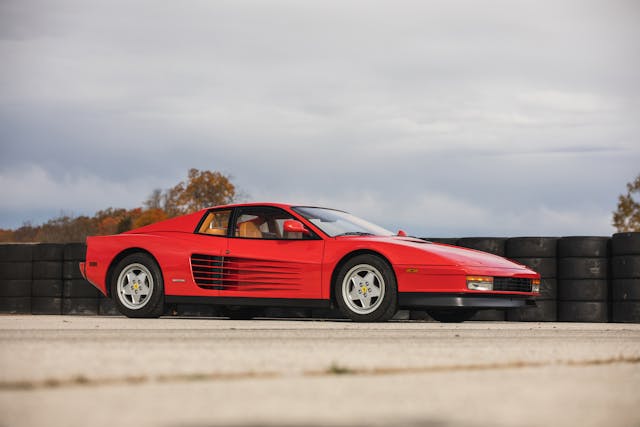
[398,293,537,309]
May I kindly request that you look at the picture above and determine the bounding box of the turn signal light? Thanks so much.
[466,276,493,291]
[532,278,541,293]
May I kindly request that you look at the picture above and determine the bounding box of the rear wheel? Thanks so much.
[427,308,478,323]
[334,254,397,322]
[111,253,164,318]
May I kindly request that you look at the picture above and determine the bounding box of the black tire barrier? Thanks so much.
[558,258,608,280]
[62,298,99,315]
[471,309,506,321]
[0,244,33,262]
[0,297,31,314]
[558,301,608,322]
[0,280,32,297]
[99,298,122,316]
[558,279,608,301]
[611,235,640,322]
[558,236,610,258]
[611,232,640,256]
[506,237,558,258]
[172,304,220,317]
[611,256,640,278]
[507,300,557,322]
[62,261,85,280]
[31,297,63,315]
[63,279,101,298]
[0,262,32,280]
[32,279,64,297]
[457,238,507,256]
[408,310,432,321]
[64,243,87,261]
[612,279,640,301]
[311,307,348,319]
[32,261,62,280]
[511,258,557,278]
[422,238,459,245]
[33,244,64,261]
[612,301,640,322]
[538,279,557,299]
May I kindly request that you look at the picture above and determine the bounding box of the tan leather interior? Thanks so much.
[238,221,263,238]
[199,212,228,235]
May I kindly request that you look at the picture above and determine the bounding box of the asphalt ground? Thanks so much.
[0,316,639,427]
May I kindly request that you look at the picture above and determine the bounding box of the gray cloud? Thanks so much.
[1,0,639,236]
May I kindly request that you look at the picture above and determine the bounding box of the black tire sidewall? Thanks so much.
[111,253,164,318]
[334,254,397,322]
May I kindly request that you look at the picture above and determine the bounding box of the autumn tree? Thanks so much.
[613,174,640,232]
[150,168,236,217]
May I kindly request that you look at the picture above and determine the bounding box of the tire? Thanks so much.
[32,279,63,297]
[62,261,84,280]
[64,243,87,260]
[0,280,32,297]
[558,258,608,280]
[64,279,101,298]
[457,238,507,256]
[506,237,558,258]
[32,261,62,280]
[99,297,122,316]
[31,297,62,315]
[611,256,640,278]
[0,262,32,280]
[428,308,478,323]
[612,302,640,323]
[558,237,609,258]
[33,244,64,261]
[538,279,558,299]
[0,297,31,314]
[611,233,640,256]
[0,244,33,262]
[558,279,608,301]
[511,257,557,278]
[558,301,608,323]
[110,253,164,318]
[334,254,397,322]
[612,279,640,301]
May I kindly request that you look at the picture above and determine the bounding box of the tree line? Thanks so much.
[0,169,237,243]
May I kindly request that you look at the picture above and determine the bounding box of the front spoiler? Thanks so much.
[399,293,537,309]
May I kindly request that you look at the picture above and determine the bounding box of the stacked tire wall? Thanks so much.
[612,233,640,322]
[557,237,609,322]
[0,233,639,323]
[505,237,558,321]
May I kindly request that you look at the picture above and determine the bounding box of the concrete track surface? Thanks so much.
[0,316,639,427]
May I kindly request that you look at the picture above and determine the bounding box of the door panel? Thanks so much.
[221,239,324,299]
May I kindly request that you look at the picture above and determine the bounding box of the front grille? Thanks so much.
[493,277,532,292]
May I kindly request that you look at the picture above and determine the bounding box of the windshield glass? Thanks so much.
[292,207,394,237]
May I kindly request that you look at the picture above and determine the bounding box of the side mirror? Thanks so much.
[283,220,310,235]
[397,230,407,237]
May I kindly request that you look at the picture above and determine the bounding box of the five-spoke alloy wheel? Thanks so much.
[334,254,397,322]
[111,253,164,318]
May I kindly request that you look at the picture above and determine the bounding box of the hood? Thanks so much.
[344,236,527,269]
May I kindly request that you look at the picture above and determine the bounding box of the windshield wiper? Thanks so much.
[335,232,374,237]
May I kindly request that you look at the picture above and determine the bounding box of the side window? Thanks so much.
[197,210,232,236]
[233,207,312,240]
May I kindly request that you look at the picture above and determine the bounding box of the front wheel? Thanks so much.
[111,253,165,318]
[334,254,397,322]
[427,309,477,323]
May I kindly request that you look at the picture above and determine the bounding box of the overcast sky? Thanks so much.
[1,0,639,237]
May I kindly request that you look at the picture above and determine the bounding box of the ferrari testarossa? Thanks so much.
[81,203,540,322]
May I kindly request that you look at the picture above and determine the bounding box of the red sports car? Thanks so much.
[81,203,540,322]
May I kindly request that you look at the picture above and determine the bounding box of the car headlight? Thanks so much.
[532,279,541,293]
[466,276,493,291]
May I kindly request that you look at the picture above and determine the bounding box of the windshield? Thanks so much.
[292,207,394,237]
